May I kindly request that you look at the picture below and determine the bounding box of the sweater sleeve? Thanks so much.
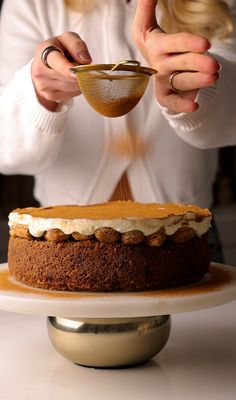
[0,62,71,175]
[160,6,236,150]
[0,0,71,175]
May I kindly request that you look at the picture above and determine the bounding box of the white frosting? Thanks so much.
[8,211,212,238]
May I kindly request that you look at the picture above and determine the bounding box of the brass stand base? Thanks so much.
[47,315,171,368]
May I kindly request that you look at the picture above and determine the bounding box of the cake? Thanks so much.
[7,201,212,291]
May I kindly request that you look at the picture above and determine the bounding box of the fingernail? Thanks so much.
[77,51,92,63]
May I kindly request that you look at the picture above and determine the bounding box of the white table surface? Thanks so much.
[0,300,235,400]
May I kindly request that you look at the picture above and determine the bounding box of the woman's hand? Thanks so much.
[132,0,221,113]
[31,32,92,111]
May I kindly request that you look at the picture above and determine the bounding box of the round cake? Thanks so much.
[7,201,212,291]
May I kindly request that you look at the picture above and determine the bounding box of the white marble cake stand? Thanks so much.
[0,262,236,368]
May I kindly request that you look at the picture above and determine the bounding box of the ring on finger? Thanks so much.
[169,71,182,94]
[41,45,65,69]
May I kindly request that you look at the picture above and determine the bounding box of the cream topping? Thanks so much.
[9,203,212,238]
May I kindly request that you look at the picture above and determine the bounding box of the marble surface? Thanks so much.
[0,300,235,400]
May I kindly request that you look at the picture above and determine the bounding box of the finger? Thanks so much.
[170,71,219,92]
[134,0,158,34]
[40,32,92,79]
[39,40,77,78]
[45,47,73,73]
[161,93,199,113]
[36,77,81,93]
[41,89,82,103]
[149,31,210,55]
[43,69,77,82]
[58,31,92,64]
[165,53,220,75]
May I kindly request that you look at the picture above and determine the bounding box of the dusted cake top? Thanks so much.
[9,201,212,238]
[11,201,211,219]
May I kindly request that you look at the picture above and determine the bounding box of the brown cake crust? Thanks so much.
[8,234,210,292]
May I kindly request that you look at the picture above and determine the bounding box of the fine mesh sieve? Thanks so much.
[70,60,157,117]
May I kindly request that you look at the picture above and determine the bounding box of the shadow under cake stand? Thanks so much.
[0,262,236,368]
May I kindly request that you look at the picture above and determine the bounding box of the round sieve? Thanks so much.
[70,60,157,117]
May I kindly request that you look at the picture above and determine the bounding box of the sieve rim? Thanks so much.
[70,62,157,77]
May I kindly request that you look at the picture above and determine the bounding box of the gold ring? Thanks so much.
[169,71,182,93]
[41,45,65,69]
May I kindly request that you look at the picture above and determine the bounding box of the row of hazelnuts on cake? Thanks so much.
[10,224,197,246]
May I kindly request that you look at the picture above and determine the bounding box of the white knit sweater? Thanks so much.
[0,0,236,207]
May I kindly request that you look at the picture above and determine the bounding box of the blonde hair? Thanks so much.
[158,0,233,40]
[64,0,95,13]
[65,0,233,41]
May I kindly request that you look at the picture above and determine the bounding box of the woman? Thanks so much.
[0,0,235,261]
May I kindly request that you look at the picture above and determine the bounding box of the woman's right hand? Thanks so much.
[132,0,220,113]
[31,31,92,111]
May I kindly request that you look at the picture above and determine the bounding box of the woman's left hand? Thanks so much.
[132,0,221,113]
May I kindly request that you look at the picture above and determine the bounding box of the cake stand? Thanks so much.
[0,262,236,368]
